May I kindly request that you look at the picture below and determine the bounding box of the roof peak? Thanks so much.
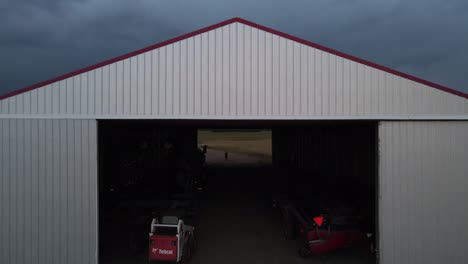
[1,17,466,100]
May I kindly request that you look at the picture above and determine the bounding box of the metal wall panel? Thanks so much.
[0,119,98,264]
[1,23,467,119]
[378,121,468,264]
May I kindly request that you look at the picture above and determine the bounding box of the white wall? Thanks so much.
[379,121,468,264]
[0,119,98,264]
[1,22,467,119]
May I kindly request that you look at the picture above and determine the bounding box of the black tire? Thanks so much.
[281,211,296,240]
[369,241,376,255]
[298,247,311,258]
[191,234,196,252]
[128,232,139,255]
[183,234,195,262]
[282,224,294,240]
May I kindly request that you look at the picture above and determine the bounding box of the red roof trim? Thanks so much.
[237,18,468,100]
[1,17,467,100]
[0,18,238,100]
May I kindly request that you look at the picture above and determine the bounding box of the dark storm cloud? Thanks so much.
[1,0,467,95]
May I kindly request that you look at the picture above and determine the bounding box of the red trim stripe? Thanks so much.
[237,18,468,100]
[1,17,467,100]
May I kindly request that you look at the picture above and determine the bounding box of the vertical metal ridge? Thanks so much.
[379,121,468,264]
[58,119,65,264]
[244,24,251,116]
[309,47,314,115]
[174,42,181,116]
[44,119,51,263]
[213,28,220,115]
[42,85,49,114]
[317,50,323,115]
[213,29,219,115]
[158,49,164,115]
[328,52,335,116]
[206,30,211,115]
[195,34,202,116]
[75,75,81,115]
[363,65,369,116]
[187,38,193,115]
[274,34,280,115]
[190,37,196,115]
[37,84,44,114]
[131,57,138,115]
[181,40,187,115]
[296,42,301,115]
[235,23,240,116]
[5,120,11,262]
[150,50,157,115]
[122,59,128,115]
[0,98,5,114]
[111,63,117,115]
[250,26,255,116]
[201,32,208,115]
[93,68,100,115]
[137,54,144,115]
[0,120,3,261]
[0,119,98,264]
[167,45,174,115]
[242,23,246,116]
[102,68,108,115]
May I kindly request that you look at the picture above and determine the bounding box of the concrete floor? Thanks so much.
[100,151,375,264]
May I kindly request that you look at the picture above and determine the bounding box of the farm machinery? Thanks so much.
[100,131,205,261]
[148,213,196,263]
[276,197,373,257]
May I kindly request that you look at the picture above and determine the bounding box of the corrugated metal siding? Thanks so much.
[1,22,467,119]
[0,119,98,264]
[378,121,468,264]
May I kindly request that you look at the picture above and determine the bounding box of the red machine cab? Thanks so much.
[148,215,195,263]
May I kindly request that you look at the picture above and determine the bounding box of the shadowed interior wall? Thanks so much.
[271,123,377,236]
[0,119,98,264]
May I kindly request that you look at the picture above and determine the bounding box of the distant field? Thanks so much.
[198,130,272,158]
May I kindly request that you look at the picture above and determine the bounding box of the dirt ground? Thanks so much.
[198,130,272,158]
[188,150,375,264]
[204,146,272,165]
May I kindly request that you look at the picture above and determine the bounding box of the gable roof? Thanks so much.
[1,17,467,100]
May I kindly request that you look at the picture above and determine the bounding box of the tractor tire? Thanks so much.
[369,241,376,255]
[298,247,311,258]
[281,211,296,240]
[128,232,139,255]
[282,224,294,240]
[183,234,195,262]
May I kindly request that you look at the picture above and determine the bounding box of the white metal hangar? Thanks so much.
[1,17,467,264]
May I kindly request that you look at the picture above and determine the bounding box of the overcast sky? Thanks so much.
[1,0,467,95]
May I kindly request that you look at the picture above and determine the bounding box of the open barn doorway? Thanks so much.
[97,120,377,264]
